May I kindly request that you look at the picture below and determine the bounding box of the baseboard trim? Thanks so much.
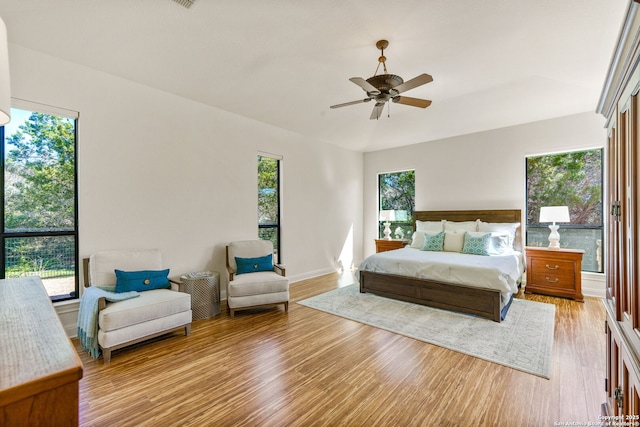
[289,267,337,284]
[582,272,605,298]
[54,299,80,338]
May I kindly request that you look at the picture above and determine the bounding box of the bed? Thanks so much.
[358,209,524,322]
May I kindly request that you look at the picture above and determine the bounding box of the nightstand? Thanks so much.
[375,239,408,253]
[525,247,584,301]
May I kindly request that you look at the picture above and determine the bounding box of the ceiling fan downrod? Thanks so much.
[375,39,389,76]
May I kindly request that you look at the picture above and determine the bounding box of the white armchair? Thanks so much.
[225,240,289,318]
[82,249,192,363]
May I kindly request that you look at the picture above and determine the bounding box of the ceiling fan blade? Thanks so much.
[393,73,433,94]
[349,77,380,95]
[392,96,432,108]
[330,98,371,109]
[369,103,385,120]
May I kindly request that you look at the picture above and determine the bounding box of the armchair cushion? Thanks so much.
[228,271,289,298]
[99,289,191,332]
[235,254,273,275]
[115,269,170,292]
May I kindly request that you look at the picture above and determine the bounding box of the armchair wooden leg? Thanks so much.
[102,348,111,364]
[230,308,236,319]
[284,302,289,313]
[185,324,191,336]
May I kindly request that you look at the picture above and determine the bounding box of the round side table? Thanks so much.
[180,271,220,319]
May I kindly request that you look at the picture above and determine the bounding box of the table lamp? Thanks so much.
[539,206,570,249]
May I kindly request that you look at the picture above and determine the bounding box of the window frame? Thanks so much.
[258,153,282,263]
[377,169,415,240]
[525,148,604,273]
[1,99,79,301]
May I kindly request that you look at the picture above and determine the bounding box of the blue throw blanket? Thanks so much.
[77,287,140,359]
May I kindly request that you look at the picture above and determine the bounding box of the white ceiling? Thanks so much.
[0,0,629,152]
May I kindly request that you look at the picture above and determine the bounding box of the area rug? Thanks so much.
[298,284,555,378]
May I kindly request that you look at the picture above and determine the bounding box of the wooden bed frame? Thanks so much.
[359,209,522,322]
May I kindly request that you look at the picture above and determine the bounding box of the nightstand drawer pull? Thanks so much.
[545,277,559,283]
[545,264,559,270]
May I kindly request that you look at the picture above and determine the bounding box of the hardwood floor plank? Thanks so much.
[74,271,605,426]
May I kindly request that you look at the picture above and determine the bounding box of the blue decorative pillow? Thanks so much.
[235,254,273,275]
[114,269,170,293]
[462,232,492,256]
[421,231,445,252]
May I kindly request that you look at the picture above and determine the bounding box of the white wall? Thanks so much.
[363,111,607,296]
[8,44,363,335]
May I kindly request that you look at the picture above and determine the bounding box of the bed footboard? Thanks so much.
[359,270,502,322]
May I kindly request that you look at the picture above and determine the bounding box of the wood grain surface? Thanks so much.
[0,276,83,426]
[74,271,605,426]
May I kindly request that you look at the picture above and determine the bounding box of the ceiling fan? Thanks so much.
[330,40,433,120]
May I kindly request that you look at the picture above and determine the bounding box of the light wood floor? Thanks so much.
[73,271,605,427]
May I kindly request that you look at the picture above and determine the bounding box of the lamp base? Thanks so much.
[383,222,392,240]
[548,224,560,249]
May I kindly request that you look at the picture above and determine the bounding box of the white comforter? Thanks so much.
[358,247,524,295]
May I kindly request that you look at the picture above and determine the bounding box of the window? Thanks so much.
[378,170,415,240]
[2,102,79,301]
[526,149,603,272]
[258,154,281,263]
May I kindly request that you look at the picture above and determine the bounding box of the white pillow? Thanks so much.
[466,231,512,255]
[416,220,445,233]
[477,221,520,249]
[443,230,465,252]
[444,220,478,232]
[410,231,425,249]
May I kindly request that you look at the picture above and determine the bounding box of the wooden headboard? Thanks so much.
[413,209,523,251]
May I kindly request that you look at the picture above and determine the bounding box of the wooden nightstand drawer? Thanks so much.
[375,239,408,253]
[531,271,575,290]
[525,246,584,301]
[529,258,576,275]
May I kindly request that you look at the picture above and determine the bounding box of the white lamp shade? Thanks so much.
[379,210,396,222]
[0,16,9,125]
[539,206,570,224]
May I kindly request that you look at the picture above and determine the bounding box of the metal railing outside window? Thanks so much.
[526,225,603,273]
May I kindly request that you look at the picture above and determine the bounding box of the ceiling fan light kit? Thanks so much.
[331,40,433,120]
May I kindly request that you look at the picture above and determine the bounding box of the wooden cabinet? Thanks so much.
[375,239,407,253]
[604,302,640,418]
[598,1,640,417]
[524,247,584,301]
[0,277,83,426]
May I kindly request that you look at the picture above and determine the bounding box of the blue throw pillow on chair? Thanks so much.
[235,254,273,275]
[114,269,171,293]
